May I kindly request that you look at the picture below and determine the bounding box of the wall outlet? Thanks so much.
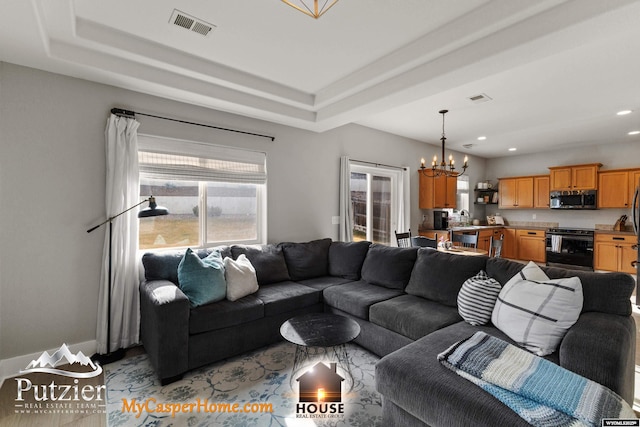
[532,214,537,220]
[332,216,340,225]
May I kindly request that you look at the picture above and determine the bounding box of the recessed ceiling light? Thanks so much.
[629,131,640,135]
[508,148,517,152]
[477,136,487,141]
[617,110,632,116]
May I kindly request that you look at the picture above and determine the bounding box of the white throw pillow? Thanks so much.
[224,254,259,301]
[491,261,583,356]
[457,270,502,326]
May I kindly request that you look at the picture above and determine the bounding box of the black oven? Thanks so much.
[546,228,594,270]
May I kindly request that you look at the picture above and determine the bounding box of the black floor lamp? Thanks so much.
[87,196,168,365]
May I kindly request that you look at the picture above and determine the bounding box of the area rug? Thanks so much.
[105,342,382,426]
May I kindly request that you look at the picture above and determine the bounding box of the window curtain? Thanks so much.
[97,114,141,354]
[339,156,354,242]
[397,166,410,237]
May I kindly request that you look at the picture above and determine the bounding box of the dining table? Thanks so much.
[437,246,488,256]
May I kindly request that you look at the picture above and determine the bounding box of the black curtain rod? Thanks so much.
[351,159,407,171]
[110,108,275,141]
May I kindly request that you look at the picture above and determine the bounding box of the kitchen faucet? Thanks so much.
[459,209,470,225]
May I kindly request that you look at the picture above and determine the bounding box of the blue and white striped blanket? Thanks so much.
[438,332,635,427]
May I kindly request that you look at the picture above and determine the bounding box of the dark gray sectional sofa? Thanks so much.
[139,238,636,426]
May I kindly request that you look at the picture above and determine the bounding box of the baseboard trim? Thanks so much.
[0,340,97,387]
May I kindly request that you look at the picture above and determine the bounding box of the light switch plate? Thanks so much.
[332,216,340,225]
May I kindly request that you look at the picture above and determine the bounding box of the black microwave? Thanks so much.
[549,190,597,210]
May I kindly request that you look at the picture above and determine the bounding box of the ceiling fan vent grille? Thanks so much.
[170,10,215,37]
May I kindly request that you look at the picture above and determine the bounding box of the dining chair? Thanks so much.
[411,236,438,248]
[451,231,479,249]
[489,233,504,258]
[394,229,412,248]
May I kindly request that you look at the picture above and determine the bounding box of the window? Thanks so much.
[137,135,266,250]
[457,175,470,212]
[349,163,407,245]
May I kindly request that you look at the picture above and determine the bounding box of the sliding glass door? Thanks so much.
[350,165,401,245]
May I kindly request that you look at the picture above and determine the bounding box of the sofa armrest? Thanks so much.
[559,312,636,404]
[139,279,190,383]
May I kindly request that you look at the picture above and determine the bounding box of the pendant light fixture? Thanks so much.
[419,109,468,177]
[281,0,339,19]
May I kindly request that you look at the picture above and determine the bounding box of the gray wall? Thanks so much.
[0,62,484,361]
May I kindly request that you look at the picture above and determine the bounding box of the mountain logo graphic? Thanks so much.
[20,344,103,378]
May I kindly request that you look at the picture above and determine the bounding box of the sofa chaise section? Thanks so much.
[375,255,636,426]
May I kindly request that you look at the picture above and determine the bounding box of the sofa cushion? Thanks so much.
[369,294,462,340]
[224,254,259,302]
[486,258,634,316]
[295,276,353,292]
[405,249,487,307]
[254,282,321,316]
[322,280,404,320]
[328,241,371,280]
[280,238,332,280]
[231,244,291,285]
[142,246,231,285]
[177,249,226,307]
[457,270,502,326]
[361,245,418,290]
[492,261,583,356]
[189,294,264,334]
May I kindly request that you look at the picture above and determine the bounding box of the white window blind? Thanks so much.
[137,134,267,184]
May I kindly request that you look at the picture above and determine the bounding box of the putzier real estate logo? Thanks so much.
[12,344,106,416]
[20,343,102,378]
[295,362,345,419]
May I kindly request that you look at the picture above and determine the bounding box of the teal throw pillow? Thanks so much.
[177,248,226,307]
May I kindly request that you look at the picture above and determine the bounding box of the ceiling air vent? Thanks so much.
[467,93,492,104]
[169,10,216,37]
[463,144,474,149]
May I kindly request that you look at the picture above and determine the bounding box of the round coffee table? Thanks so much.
[280,312,361,391]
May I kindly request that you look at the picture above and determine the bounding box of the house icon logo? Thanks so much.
[294,362,345,419]
[20,343,103,378]
[297,362,343,402]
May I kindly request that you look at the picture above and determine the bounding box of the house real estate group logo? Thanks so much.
[294,361,346,420]
[11,343,106,416]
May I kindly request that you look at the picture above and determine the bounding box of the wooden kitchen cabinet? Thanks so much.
[516,229,546,263]
[419,172,457,209]
[533,175,550,208]
[502,228,517,258]
[549,163,601,191]
[498,177,533,208]
[599,170,631,208]
[477,228,495,253]
[594,233,637,274]
[597,168,640,208]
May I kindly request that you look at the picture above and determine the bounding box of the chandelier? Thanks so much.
[281,0,339,19]
[419,109,468,177]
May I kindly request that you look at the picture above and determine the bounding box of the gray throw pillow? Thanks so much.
[405,249,487,306]
[328,241,371,280]
[231,244,290,285]
[361,244,418,290]
[280,238,332,280]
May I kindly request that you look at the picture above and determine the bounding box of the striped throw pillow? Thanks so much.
[457,270,502,326]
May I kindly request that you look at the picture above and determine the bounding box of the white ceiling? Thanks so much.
[1,0,640,158]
